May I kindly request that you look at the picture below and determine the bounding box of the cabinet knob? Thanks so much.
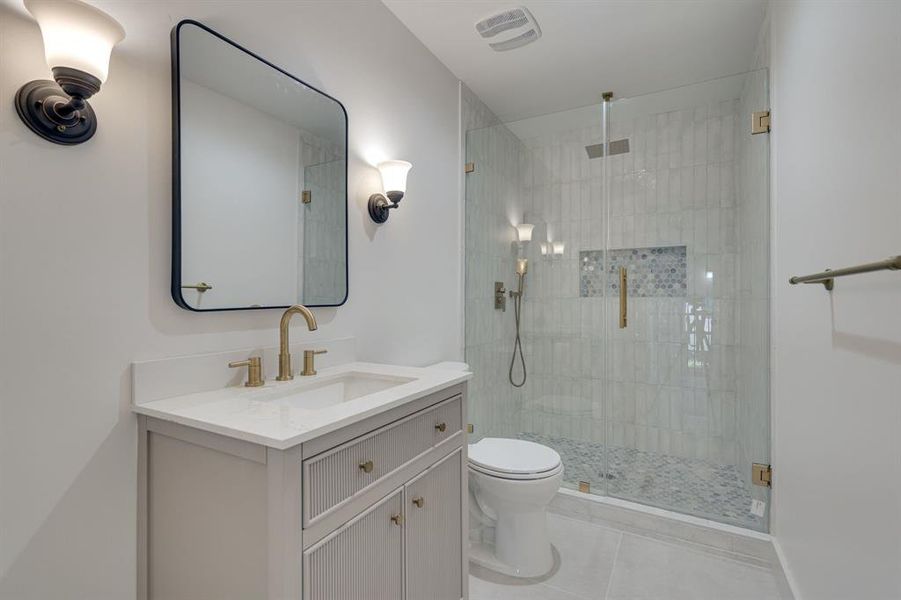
[359,460,374,474]
[412,496,424,509]
[390,513,404,526]
[434,422,447,433]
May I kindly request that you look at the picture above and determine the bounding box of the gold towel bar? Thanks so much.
[789,256,901,291]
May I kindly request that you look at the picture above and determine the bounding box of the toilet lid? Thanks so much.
[468,438,561,476]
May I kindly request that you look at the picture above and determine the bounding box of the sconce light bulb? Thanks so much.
[552,242,565,256]
[516,258,528,275]
[540,243,548,256]
[515,223,534,243]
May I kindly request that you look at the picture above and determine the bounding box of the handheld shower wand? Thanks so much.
[509,258,528,387]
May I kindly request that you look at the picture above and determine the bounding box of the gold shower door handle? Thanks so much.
[619,267,628,329]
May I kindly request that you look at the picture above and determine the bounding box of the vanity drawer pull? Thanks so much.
[359,460,374,474]
[412,496,424,508]
[435,422,447,432]
[390,513,404,526]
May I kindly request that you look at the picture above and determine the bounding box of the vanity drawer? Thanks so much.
[302,396,462,527]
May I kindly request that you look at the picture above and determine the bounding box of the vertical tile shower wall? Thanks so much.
[462,84,530,441]
[603,99,743,466]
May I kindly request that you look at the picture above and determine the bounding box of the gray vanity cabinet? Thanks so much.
[303,448,464,600]
[303,489,404,600]
[405,449,463,600]
[138,382,468,600]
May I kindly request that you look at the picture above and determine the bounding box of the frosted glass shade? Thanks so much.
[377,160,412,195]
[552,242,565,256]
[25,0,125,83]
[515,223,534,242]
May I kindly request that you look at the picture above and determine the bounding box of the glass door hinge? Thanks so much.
[751,111,771,135]
[752,463,772,487]
[464,162,475,173]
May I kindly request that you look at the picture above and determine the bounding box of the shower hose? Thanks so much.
[508,287,526,387]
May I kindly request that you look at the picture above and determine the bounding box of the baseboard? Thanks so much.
[772,536,802,600]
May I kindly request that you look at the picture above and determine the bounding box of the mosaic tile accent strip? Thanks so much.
[518,432,764,531]
[580,245,687,298]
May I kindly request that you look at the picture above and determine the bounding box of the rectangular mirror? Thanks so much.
[171,20,348,311]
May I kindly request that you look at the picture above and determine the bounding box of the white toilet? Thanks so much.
[427,362,563,577]
[468,437,563,577]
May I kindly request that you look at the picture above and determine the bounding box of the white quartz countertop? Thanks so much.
[132,362,471,449]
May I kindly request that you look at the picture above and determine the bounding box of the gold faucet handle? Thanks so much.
[301,349,328,377]
[228,356,264,387]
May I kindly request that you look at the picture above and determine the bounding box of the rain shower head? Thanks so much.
[585,138,631,159]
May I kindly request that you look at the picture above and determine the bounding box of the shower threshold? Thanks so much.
[517,432,766,531]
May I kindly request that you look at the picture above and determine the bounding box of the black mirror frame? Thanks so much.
[170,19,349,312]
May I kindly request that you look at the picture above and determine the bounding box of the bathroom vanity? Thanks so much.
[134,358,470,600]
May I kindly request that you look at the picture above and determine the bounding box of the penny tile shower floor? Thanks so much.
[518,432,764,530]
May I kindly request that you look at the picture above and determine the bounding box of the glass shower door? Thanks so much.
[602,71,771,531]
[515,103,608,496]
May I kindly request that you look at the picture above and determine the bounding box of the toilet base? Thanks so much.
[469,539,559,579]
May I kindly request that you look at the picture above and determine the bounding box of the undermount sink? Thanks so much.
[252,372,416,411]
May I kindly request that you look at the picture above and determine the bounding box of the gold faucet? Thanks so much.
[301,349,328,377]
[277,304,318,381]
[228,356,264,387]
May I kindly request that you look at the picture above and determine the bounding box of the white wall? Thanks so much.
[0,1,461,598]
[769,1,901,598]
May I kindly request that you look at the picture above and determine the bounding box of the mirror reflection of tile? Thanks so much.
[579,246,687,298]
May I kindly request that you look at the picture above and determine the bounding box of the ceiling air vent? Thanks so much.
[475,7,541,52]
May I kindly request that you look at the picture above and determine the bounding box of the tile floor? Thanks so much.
[519,432,764,530]
[469,513,787,600]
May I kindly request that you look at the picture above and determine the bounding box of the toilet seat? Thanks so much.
[468,438,562,481]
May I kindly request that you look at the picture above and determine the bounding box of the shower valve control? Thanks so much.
[494,282,507,311]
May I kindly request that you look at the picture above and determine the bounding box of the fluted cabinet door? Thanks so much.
[303,488,403,600]
[404,450,463,600]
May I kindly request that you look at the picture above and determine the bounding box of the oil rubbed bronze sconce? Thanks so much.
[15,0,125,145]
[368,160,412,224]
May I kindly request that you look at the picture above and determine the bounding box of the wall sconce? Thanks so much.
[552,242,565,256]
[515,223,534,244]
[368,160,412,223]
[539,243,548,256]
[15,0,125,145]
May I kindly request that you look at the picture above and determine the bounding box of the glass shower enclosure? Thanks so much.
[463,70,770,532]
